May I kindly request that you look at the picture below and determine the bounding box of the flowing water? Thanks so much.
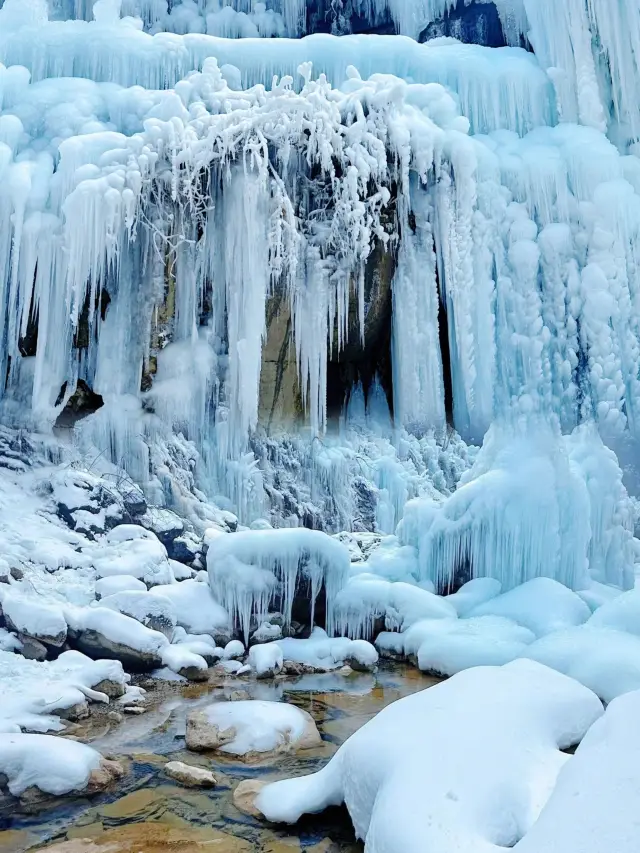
[0,663,437,853]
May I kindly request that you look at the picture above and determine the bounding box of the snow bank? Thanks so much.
[276,627,378,670]
[256,660,603,852]
[0,732,102,796]
[523,626,640,703]
[516,689,640,853]
[334,577,456,639]
[468,578,591,637]
[208,528,350,640]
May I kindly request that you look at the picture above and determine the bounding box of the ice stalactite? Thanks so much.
[207,527,351,638]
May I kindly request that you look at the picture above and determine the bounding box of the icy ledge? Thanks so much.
[254,660,604,853]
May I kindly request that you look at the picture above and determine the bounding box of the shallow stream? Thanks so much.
[1,663,437,853]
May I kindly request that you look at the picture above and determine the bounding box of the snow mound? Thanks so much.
[335,577,456,639]
[516,689,640,853]
[276,627,378,671]
[469,577,591,637]
[256,660,603,853]
[0,732,102,796]
[522,626,640,703]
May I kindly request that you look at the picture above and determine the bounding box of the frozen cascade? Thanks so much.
[0,0,638,552]
[207,527,351,639]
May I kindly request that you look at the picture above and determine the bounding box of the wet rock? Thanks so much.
[85,758,126,794]
[92,678,126,699]
[123,706,146,715]
[177,665,209,682]
[233,779,267,818]
[185,711,232,752]
[163,761,216,788]
[9,567,23,581]
[55,701,90,722]
[16,634,48,662]
[107,711,124,723]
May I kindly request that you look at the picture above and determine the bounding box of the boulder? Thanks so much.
[163,761,216,788]
[139,508,185,547]
[167,534,200,565]
[92,678,126,699]
[2,595,67,648]
[70,629,162,671]
[16,633,48,662]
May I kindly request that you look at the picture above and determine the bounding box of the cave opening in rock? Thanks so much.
[325,241,395,424]
[54,380,104,429]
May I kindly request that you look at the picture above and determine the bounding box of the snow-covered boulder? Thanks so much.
[0,590,67,648]
[93,525,174,586]
[65,607,167,671]
[0,649,128,733]
[95,575,147,599]
[98,590,177,638]
[335,577,456,638]
[248,642,283,679]
[468,577,591,637]
[0,733,123,801]
[185,700,321,757]
[223,640,245,660]
[207,527,351,641]
[445,577,502,616]
[254,660,603,852]
[139,508,185,547]
[153,579,229,637]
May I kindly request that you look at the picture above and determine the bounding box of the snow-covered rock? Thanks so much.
[93,525,174,586]
[0,733,123,799]
[522,626,640,703]
[186,700,321,757]
[66,606,167,670]
[98,590,177,638]
[0,590,67,647]
[248,642,284,679]
[255,660,603,852]
[223,640,245,660]
[153,579,229,637]
[587,587,640,636]
[95,575,147,599]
